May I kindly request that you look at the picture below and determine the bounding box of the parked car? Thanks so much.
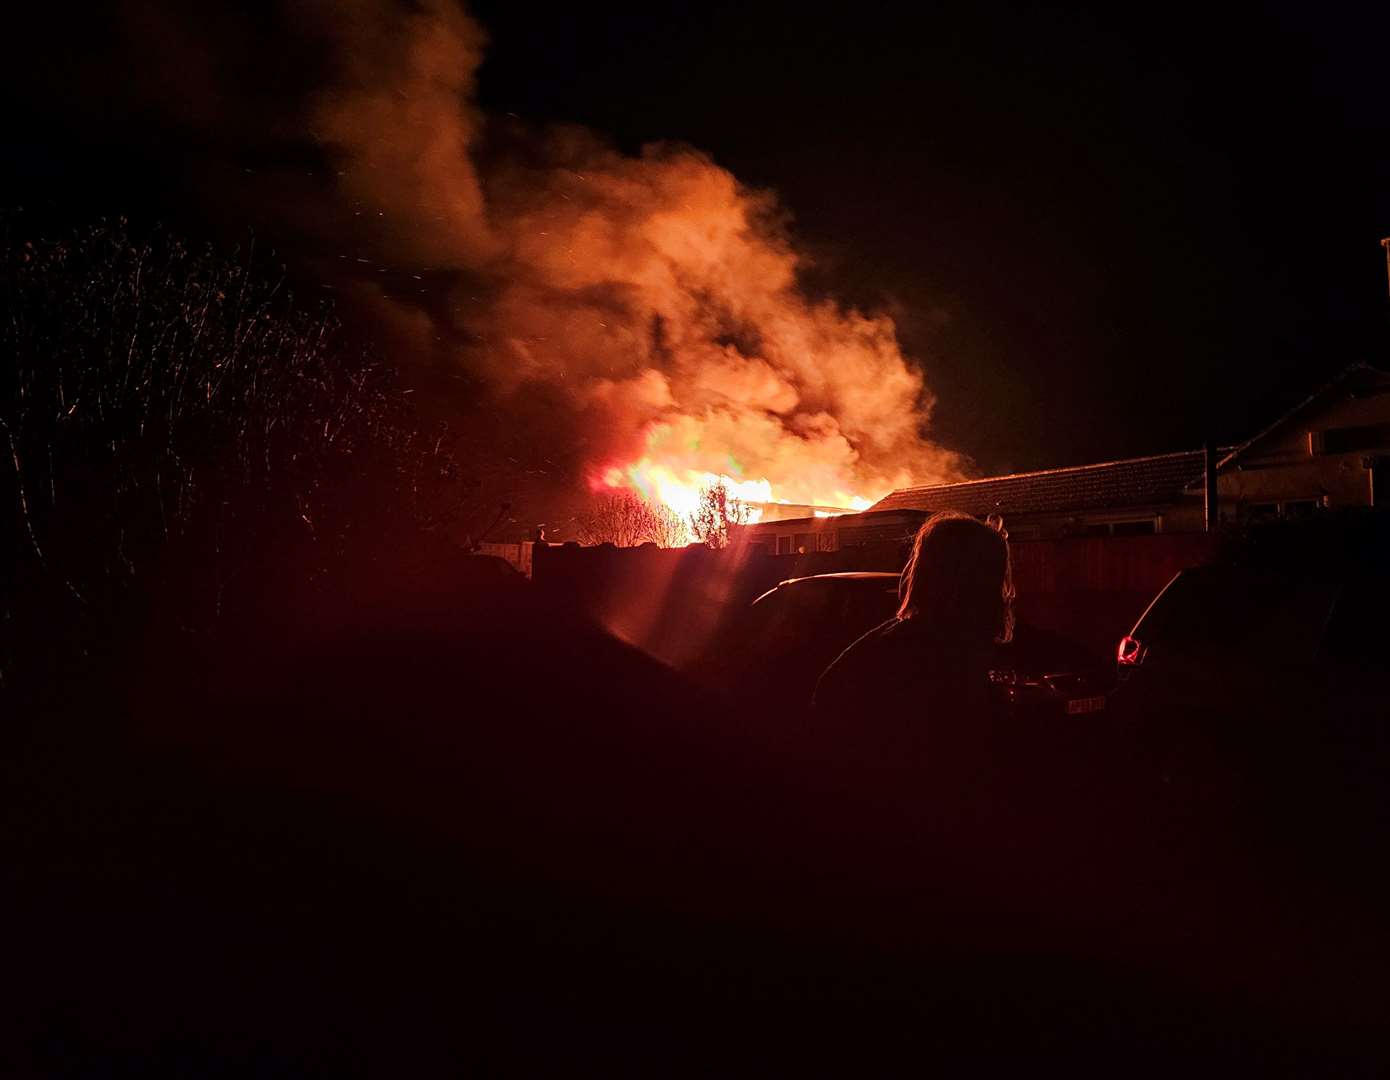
[700,572,1113,718]
[1109,531,1390,886]
[1114,562,1389,726]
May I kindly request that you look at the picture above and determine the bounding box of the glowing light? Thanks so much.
[1116,635,1146,666]
[602,458,770,523]
[595,421,894,530]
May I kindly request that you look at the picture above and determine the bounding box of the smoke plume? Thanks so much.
[74,1,967,528]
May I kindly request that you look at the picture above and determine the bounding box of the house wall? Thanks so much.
[1000,506,1177,539]
[1216,457,1373,514]
[1238,369,1390,465]
[741,510,927,554]
[1212,367,1390,521]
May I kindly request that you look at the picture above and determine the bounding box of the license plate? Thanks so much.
[1066,695,1106,715]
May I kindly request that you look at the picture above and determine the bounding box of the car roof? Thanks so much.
[776,571,898,587]
[752,572,899,606]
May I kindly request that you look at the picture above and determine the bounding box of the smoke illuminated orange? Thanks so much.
[301,0,966,537]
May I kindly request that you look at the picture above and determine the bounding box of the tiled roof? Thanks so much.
[871,450,1213,517]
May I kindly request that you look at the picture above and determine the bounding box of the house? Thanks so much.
[743,363,1390,551]
[1205,362,1390,525]
[741,508,929,555]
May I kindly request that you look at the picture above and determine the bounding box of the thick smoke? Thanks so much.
[309,0,497,267]
[302,0,963,510]
[83,0,964,524]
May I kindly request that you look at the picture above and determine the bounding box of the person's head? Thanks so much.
[896,511,1015,644]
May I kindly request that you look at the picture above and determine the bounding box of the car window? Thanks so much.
[1135,568,1338,665]
[749,587,823,656]
[748,581,895,655]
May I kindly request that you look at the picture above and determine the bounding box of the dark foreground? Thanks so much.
[5,563,1388,1076]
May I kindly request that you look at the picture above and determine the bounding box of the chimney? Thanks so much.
[1203,441,1219,532]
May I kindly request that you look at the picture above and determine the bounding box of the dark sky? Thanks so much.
[6,0,1389,476]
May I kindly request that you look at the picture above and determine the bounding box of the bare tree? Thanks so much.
[647,501,692,548]
[577,492,689,547]
[688,479,754,549]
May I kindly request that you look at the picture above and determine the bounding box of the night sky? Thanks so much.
[6,0,1389,478]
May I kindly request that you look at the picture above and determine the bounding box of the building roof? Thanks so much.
[1214,362,1388,472]
[871,449,1214,517]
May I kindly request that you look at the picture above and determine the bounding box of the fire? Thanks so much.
[602,461,769,523]
[600,422,880,528]
[291,0,968,535]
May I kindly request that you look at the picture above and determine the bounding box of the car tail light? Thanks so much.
[987,668,1018,687]
[1116,635,1146,667]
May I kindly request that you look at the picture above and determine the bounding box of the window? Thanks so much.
[775,535,794,555]
[793,533,814,554]
[1309,423,1390,455]
[816,531,838,552]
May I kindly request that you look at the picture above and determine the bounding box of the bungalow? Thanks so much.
[743,363,1390,551]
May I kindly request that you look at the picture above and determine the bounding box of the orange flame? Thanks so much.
[600,421,879,526]
[602,461,770,524]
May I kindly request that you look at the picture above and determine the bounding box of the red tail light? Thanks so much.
[1116,635,1146,667]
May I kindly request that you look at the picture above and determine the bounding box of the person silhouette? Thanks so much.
[812,511,1015,775]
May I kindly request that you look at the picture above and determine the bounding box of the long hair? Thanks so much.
[896,511,1015,644]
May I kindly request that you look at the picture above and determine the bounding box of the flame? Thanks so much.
[599,421,881,527]
[602,461,769,524]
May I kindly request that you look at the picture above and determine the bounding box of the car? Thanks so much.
[1109,525,1390,883]
[1114,561,1390,726]
[698,571,1114,718]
